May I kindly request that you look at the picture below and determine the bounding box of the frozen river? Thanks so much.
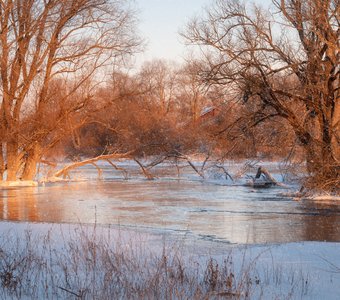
[0,161,339,244]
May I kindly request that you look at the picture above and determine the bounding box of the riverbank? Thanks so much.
[0,221,339,299]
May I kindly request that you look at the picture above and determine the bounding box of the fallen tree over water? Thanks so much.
[51,150,236,183]
[53,152,133,179]
[47,150,295,194]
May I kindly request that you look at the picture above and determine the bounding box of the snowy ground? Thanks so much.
[0,221,339,299]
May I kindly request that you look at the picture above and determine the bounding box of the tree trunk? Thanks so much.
[304,142,321,175]
[332,99,340,161]
[6,140,19,181]
[304,143,336,176]
[322,145,339,179]
[0,143,4,180]
[21,143,41,181]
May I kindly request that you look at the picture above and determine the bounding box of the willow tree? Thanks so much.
[183,0,339,189]
[0,0,141,181]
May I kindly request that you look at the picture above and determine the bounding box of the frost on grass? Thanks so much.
[0,222,339,299]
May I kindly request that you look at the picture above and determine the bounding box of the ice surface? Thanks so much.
[1,160,339,244]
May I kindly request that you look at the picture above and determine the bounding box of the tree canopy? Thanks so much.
[182,0,340,190]
[0,0,141,180]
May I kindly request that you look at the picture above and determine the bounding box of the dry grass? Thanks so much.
[0,224,311,299]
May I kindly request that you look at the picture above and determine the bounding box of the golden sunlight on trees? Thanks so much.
[62,56,295,168]
[177,60,208,122]
[138,60,179,116]
[1,0,337,192]
[182,0,340,189]
[0,0,141,181]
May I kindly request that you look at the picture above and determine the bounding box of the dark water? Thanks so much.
[0,163,339,244]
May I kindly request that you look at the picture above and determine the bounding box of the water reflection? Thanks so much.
[301,200,340,241]
[0,188,38,221]
[0,178,340,244]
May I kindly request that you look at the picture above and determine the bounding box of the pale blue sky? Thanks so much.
[136,0,272,64]
[136,0,212,63]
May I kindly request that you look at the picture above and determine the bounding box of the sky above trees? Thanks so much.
[136,0,271,63]
[136,0,212,62]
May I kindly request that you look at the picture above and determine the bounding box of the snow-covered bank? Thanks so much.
[0,221,339,299]
[306,195,340,202]
[0,180,38,187]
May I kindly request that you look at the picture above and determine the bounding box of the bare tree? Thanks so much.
[182,0,340,190]
[0,0,142,181]
[177,60,208,122]
[138,59,179,115]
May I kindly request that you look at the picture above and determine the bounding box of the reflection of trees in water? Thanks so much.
[0,188,38,222]
[219,201,340,244]
[301,201,340,242]
[0,185,87,224]
[0,183,339,243]
[0,186,88,223]
[238,214,305,244]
